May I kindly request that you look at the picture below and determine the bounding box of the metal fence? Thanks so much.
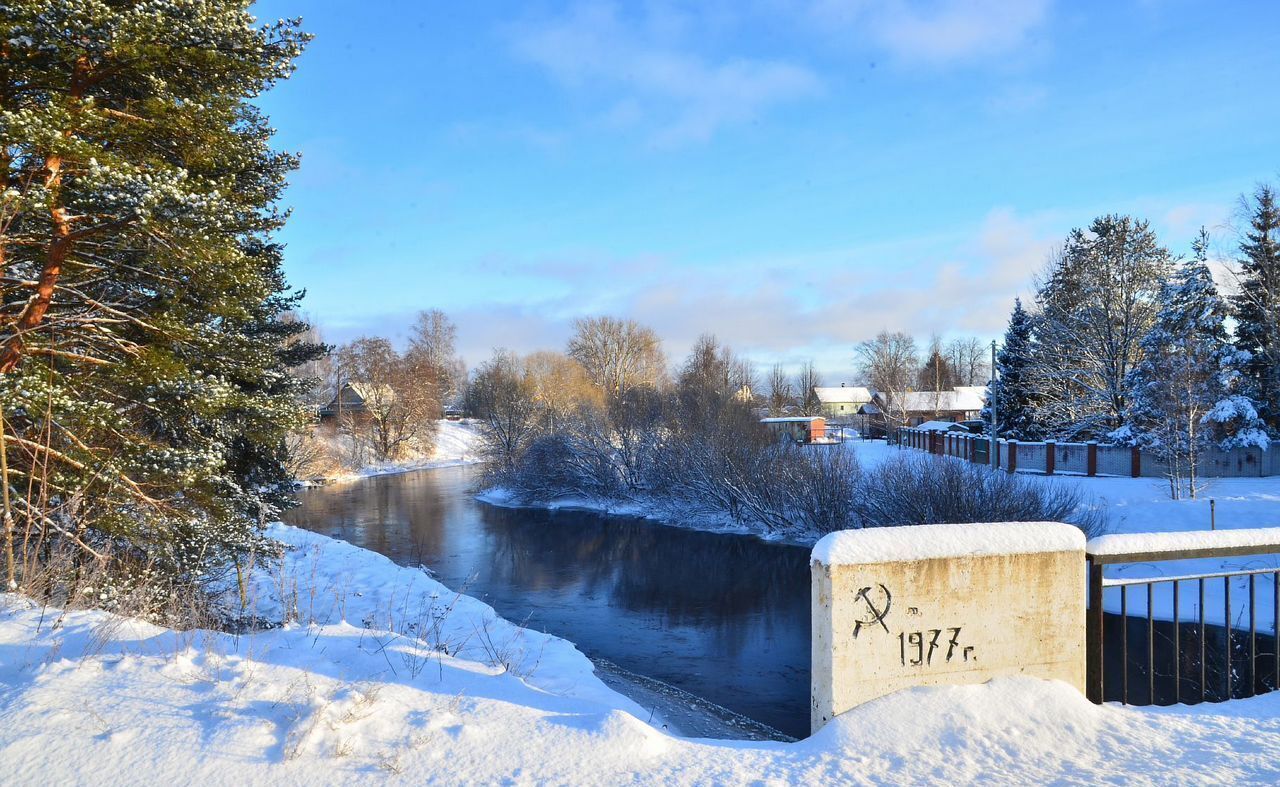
[895,428,1280,479]
[1086,531,1280,706]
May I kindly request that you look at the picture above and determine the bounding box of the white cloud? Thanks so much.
[800,0,1052,65]
[319,209,1059,379]
[508,3,822,145]
[875,0,1051,64]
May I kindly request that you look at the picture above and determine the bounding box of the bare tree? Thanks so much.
[857,331,919,428]
[947,336,990,386]
[766,363,794,416]
[469,350,542,473]
[335,337,439,462]
[523,351,603,433]
[282,311,336,409]
[794,361,824,416]
[917,334,957,418]
[567,317,667,394]
[407,309,466,406]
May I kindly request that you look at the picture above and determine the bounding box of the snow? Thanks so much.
[813,385,872,404]
[329,419,483,483]
[813,521,1084,566]
[914,420,969,432]
[4,437,1280,781]
[1088,527,1280,560]
[869,440,1280,628]
[8,521,1280,783]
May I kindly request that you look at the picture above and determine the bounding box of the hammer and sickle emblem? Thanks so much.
[851,584,892,639]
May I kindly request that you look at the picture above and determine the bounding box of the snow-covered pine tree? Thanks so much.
[983,299,1043,439]
[1031,215,1173,439]
[1232,185,1280,434]
[0,2,319,600]
[1115,231,1268,499]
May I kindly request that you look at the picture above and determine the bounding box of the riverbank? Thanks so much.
[5,515,1280,782]
[476,437,1280,630]
[307,419,484,486]
[477,438,908,545]
[480,437,1278,545]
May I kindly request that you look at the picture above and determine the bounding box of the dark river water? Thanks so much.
[284,464,812,738]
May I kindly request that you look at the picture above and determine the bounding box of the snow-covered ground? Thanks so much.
[326,419,483,483]
[4,436,1280,783]
[881,438,1280,627]
[7,519,1280,784]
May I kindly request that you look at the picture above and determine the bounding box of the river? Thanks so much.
[285,464,812,739]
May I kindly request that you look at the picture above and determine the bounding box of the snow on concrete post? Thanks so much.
[810,522,1086,733]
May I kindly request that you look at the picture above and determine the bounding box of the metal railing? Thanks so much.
[1086,530,1280,706]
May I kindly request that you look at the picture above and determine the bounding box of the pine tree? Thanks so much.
[1116,231,1267,498]
[1233,185,1280,434]
[984,299,1043,439]
[0,2,317,596]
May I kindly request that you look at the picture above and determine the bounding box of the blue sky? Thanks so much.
[253,0,1280,380]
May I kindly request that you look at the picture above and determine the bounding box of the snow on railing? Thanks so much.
[895,426,1279,479]
[1085,527,1280,707]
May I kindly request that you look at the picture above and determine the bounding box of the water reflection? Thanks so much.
[285,465,811,737]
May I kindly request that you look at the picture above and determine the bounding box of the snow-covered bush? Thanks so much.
[856,453,1107,537]
[507,432,623,504]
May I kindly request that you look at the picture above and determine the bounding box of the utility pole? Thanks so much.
[989,340,998,469]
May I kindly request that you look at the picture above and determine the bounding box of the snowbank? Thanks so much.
[6,585,1280,782]
[813,521,1084,566]
[327,419,483,484]
[9,439,1280,781]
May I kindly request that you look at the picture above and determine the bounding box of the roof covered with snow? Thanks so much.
[915,420,969,432]
[812,522,1085,565]
[814,386,873,404]
[879,388,986,413]
[761,417,825,423]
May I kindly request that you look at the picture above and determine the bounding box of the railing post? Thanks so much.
[1008,440,1018,474]
[1131,446,1141,478]
[1087,440,1098,477]
[1046,440,1056,475]
[1087,558,1104,703]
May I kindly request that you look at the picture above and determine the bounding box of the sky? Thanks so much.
[252,0,1280,381]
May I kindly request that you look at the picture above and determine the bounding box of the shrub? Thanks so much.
[856,453,1108,537]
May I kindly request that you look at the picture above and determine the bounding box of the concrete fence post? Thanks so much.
[1087,441,1098,477]
[810,523,1086,733]
[1008,440,1018,474]
[1045,440,1056,476]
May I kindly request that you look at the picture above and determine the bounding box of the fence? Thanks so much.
[896,427,1280,478]
[1086,530,1280,705]
[812,523,1280,729]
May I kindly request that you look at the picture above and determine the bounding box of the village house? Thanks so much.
[813,384,874,419]
[317,381,387,425]
[872,386,986,427]
[760,416,829,444]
